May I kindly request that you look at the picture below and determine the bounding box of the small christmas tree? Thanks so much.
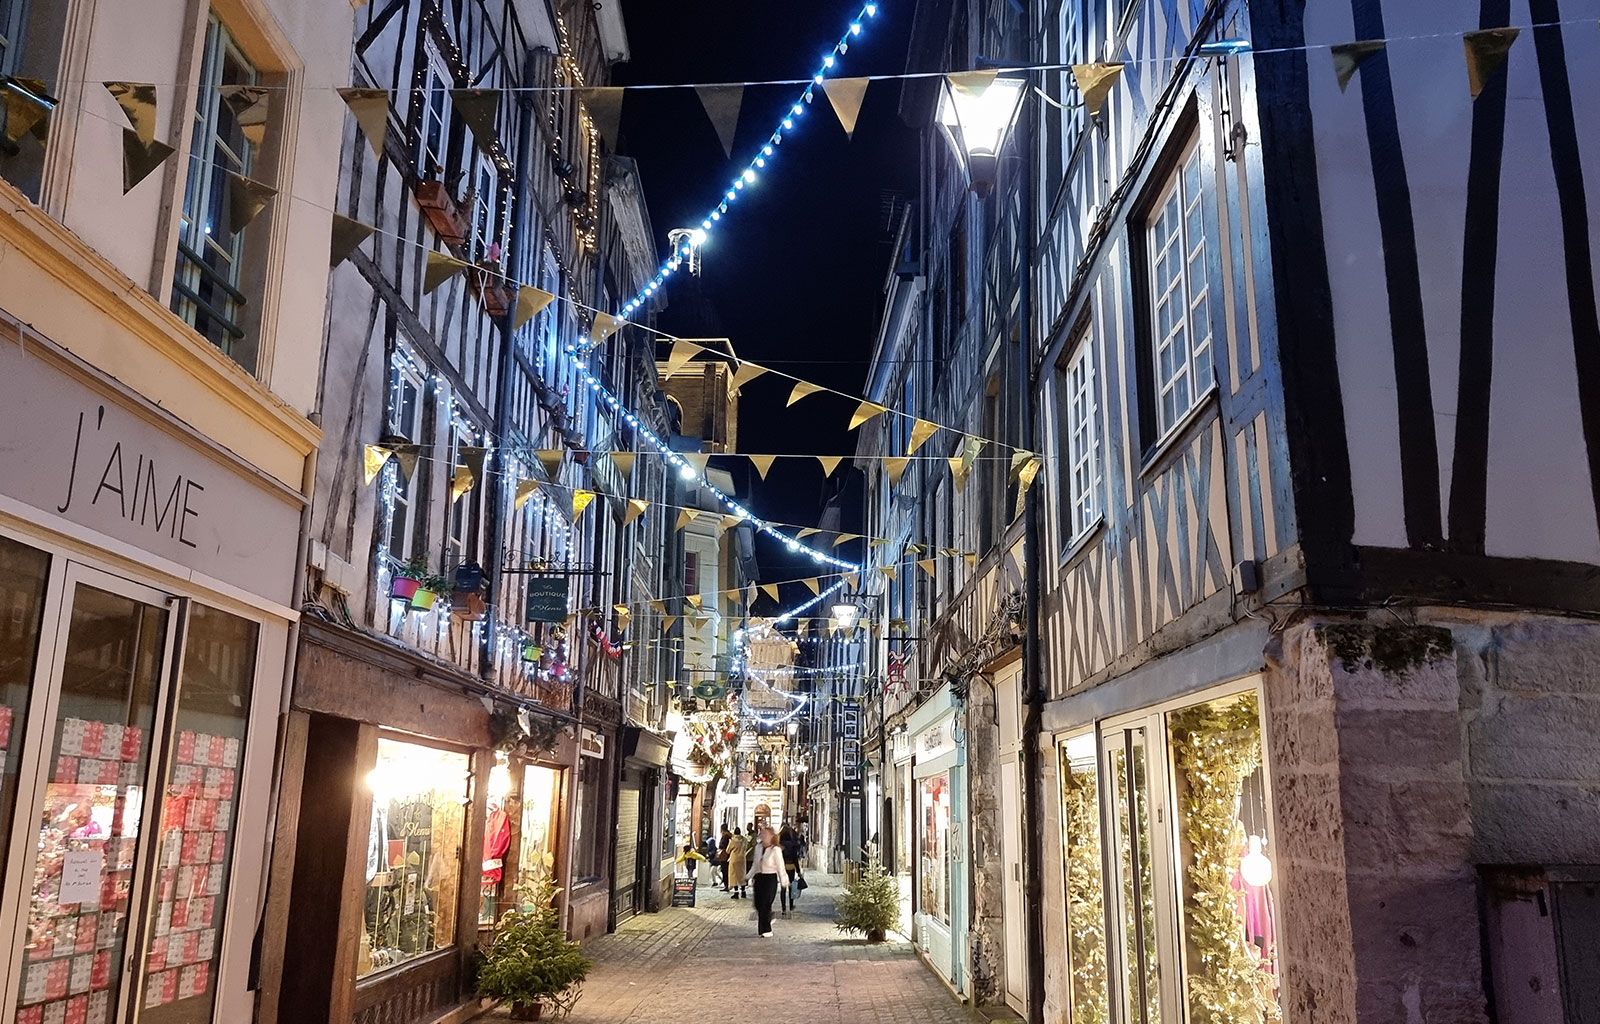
[834,844,900,943]
[477,879,593,1019]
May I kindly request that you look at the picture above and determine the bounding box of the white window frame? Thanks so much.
[471,152,506,263]
[385,354,424,562]
[1146,136,1214,438]
[447,418,475,569]
[418,46,452,179]
[1060,336,1102,546]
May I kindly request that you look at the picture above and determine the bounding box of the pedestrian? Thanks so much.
[779,823,806,911]
[724,826,750,899]
[743,821,757,884]
[745,825,786,937]
[676,843,707,881]
[717,825,733,891]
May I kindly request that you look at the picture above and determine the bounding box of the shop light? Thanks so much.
[1240,834,1273,887]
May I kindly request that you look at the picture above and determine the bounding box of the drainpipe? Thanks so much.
[1017,89,1047,1024]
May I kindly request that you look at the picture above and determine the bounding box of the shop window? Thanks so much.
[479,755,513,925]
[1059,733,1109,1024]
[518,765,561,892]
[0,0,67,201]
[0,535,49,882]
[172,13,263,369]
[1106,725,1163,1024]
[1166,691,1280,1023]
[137,604,258,1022]
[919,773,950,926]
[360,738,469,977]
[571,753,610,883]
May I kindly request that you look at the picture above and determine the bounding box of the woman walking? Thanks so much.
[724,826,750,899]
[778,824,805,912]
[745,825,786,937]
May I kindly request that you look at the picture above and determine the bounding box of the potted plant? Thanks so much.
[409,571,449,612]
[477,880,592,1019]
[390,555,429,602]
[834,844,899,943]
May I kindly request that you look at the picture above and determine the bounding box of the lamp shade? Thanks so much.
[936,73,1026,192]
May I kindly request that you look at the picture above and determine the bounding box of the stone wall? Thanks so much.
[964,694,1005,1005]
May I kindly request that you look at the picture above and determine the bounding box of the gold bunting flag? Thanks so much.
[649,599,667,616]
[362,445,393,485]
[227,173,277,232]
[577,87,624,146]
[844,572,860,591]
[1009,449,1038,482]
[611,451,636,480]
[1463,28,1518,99]
[797,527,820,539]
[120,130,174,194]
[218,85,270,146]
[717,514,741,534]
[450,89,501,145]
[748,453,777,479]
[948,455,969,491]
[881,565,898,582]
[424,251,469,293]
[1330,40,1386,92]
[908,418,939,456]
[514,286,556,329]
[732,362,768,393]
[589,312,621,345]
[909,543,925,554]
[821,77,870,140]
[961,436,987,476]
[624,498,649,525]
[692,614,712,633]
[870,538,890,549]
[832,533,860,547]
[940,547,960,557]
[675,508,699,531]
[788,381,822,406]
[330,214,375,267]
[662,614,678,632]
[104,82,157,145]
[964,553,979,568]
[683,452,711,475]
[685,594,703,611]
[1070,63,1124,117]
[884,456,910,488]
[694,84,744,158]
[536,449,565,478]
[1015,455,1043,519]
[451,465,475,502]
[337,87,390,159]
[514,479,538,510]
[849,401,888,430]
[917,558,937,579]
[572,489,596,519]
[460,446,486,483]
[2,78,52,144]
[663,338,701,377]
[760,583,780,603]
[947,69,999,104]
[613,604,631,629]
[817,455,844,477]
[802,578,820,596]
[390,444,419,482]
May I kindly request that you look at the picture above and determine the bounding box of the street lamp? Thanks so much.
[936,72,1027,194]
[830,599,861,631]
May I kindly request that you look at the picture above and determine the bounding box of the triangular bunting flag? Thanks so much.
[1330,40,1386,92]
[613,604,631,629]
[884,456,910,488]
[948,455,969,491]
[917,558,937,579]
[663,338,702,377]
[104,82,157,146]
[692,614,712,633]
[760,583,780,603]
[821,77,870,139]
[849,401,888,430]
[572,489,596,519]
[732,362,768,393]
[802,578,821,596]
[536,449,564,478]
[946,70,1000,104]
[685,594,703,611]
[624,498,649,526]
[1009,449,1037,482]
[798,528,820,539]
[362,445,393,486]
[844,572,860,591]
[218,84,270,146]
[717,514,741,534]
[424,250,469,293]
[662,614,678,632]
[450,89,501,145]
[589,312,621,345]
[940,547,960,557]
[451,465,475,502]
[611,452,636,480]
[964,553,979,568]
[676,508,699,531]
[694,85,744,158]
[337,87,390,159]
[120,130,175,194]
[909,544,925,554]
[870,538,890,549]
[649,599,668,616]
[514,286,556,329]
[788,381,822,406]
[227,173,277,233]
[908,418,939,456]
[1070,63,1124,117]
[881,565,898,582]
[748,453,777,479]
[961,436,987,476]
[1463,28,1518,99]
[514,479,538,510]
[832,533,861,547]
[577,87,624,146]
[2,79,53,144]
[683,452,711,475]
[390,444,419,482]
[330,214,375,267]
[461,446,487,482]
[817,455,844,477]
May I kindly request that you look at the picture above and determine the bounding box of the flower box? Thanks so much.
[414,180,468,246]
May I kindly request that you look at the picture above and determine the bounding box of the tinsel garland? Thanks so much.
[1167,694,1281,1024]
[1063,764,1110,1024]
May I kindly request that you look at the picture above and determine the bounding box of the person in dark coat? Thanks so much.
[717,825,733,891]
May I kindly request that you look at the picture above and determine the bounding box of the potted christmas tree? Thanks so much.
[477,880,592,1019]
[834,844,899,943]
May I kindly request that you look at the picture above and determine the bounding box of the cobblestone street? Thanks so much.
[474,873,988,1024]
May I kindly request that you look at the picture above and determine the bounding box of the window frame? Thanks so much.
[385,353,425,563]
[1057,324,1103,551]
[417,44,453,181]
[1144,132,1214,441]
[446,418,477,570]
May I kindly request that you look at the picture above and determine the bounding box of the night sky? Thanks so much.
[613,1,917,608]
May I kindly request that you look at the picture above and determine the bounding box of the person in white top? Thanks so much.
[745,826,786,936]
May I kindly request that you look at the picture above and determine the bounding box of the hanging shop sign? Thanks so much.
[580,727,605,760]
[525,576,570,623]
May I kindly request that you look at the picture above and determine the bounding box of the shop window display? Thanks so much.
[1166,692,1280,1024]
[479,757,513,926]
[1059,734,1109,1024]
[919,774,950,926]
[518,765,560,894]
[360,739,469,977]
[1108,727,1161,1024]
[0,536,49,881]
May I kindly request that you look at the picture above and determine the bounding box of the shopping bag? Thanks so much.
[796,874,809,890]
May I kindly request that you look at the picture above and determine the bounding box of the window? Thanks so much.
[571,750,610,883]
[418,50,452,179]
[172,14,261,367]
[0,535,49,883]
[0,0,67,200]
[1059,335,1101,543]
[447,421,475,568]
[360,738,469,977]
[386,354,424,562]
[1059,733,1109,1024]
[919,773,951,926]
[1146,137,1213,437]
[684,552,698,593]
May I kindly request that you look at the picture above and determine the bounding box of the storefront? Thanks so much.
[0,318,304,1024]
[478,748,570,928]
[889,725,915,937]
[613,726,670,923]
[1054,681,1282,1024]
[907,682,965,994]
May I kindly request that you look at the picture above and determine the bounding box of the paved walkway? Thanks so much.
[474,873,986,1024]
